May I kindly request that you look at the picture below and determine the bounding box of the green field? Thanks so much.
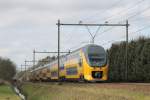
[22,82,150,100]
[0,85,20,100]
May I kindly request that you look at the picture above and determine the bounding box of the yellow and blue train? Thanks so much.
[29,44,108,82]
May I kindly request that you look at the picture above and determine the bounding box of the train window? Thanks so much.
[60,64,64,70]
[51,71,58,77]
[66,67,78,75]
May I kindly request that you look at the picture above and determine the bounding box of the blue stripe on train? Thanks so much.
[51,71,58,77]
[66,67,78,75]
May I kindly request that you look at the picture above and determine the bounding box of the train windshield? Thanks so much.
[89,54,106,67]
[87,45,107,67]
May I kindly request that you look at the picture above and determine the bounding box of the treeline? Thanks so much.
[0,57,16,81]
[108,37,150,82]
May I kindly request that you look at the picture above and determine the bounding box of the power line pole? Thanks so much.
[21,64,32,81]
[33,49,35,67]
[24,60,27,81]
[57,19,60,82]
[126,20,129,81]
[21,65,23,72]
[24,60,33,81]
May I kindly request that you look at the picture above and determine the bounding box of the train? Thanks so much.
[27,44,108,82]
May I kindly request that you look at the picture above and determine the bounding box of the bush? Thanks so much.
[0,57,16,81]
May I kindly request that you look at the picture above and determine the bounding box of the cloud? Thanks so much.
[0,48,10,55]
[0,0,150,68]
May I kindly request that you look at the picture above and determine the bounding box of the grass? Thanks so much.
[0,85,20,100]
[22,82,150,100]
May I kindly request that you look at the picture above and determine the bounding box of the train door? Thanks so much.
[78,50,84,80]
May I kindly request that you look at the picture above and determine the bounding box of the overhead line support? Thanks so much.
[32,49,70,82]
[57,23,127,26]
[57,20,129,82]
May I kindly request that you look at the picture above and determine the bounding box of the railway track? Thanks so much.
[25,81,150,86]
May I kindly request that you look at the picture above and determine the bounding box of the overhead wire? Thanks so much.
[96,0,149,39]
[82,0,124,43]
[91,0,146,23]
[79,0,146,47]
[65,0,143,49]
[101,22,150,46]
[94,26,101,38]
[117,3,150,23]
[85,26,93,38]
[130,24,150,35]
[72,0,123,45]
[69,40,90,51]
[82,0,123,22]
[64,0,149,50]
[61,22,82,52]
[106,0,146,22]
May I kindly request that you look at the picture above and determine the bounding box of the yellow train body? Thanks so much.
[29,44,108,82]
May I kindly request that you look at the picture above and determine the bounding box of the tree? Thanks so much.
[140,39,150,81]
[108,37,150,82]
[0,57,16,81]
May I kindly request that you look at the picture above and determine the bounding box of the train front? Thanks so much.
[82,44,108,82]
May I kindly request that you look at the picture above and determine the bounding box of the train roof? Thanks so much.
[66,44,104,54]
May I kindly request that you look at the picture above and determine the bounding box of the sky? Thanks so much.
[0,0,150,70]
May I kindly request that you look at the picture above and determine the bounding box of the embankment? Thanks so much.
[0,84,20,100]
[21,82,150,100]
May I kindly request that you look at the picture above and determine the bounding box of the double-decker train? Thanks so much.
[28,44,108,82]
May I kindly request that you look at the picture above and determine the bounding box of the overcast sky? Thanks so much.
[0,0,150,70]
